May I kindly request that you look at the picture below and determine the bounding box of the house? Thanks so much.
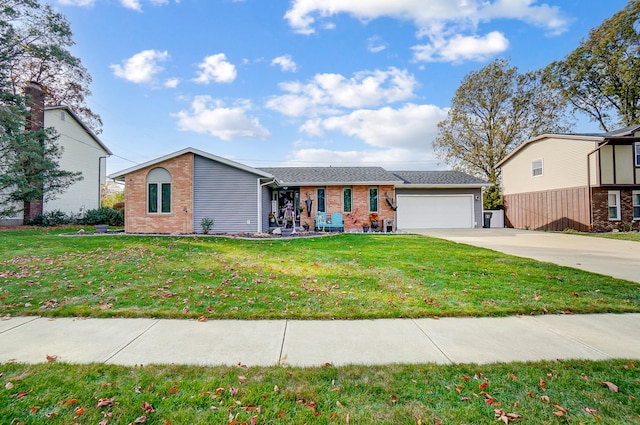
[0,82,112,225]
[496,125,640,232]
[108,147,490,234]
[41,105,112,217]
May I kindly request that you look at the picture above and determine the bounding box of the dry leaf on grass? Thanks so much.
[603,381,619,392]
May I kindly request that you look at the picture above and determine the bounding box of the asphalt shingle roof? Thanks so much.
[260,167,403,185]
[392,171,488,185]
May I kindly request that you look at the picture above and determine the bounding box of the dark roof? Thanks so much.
[260,167,403,185]
[392,170,489,186]
[554,124,640,139]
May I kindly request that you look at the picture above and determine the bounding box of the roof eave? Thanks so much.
[276,180,404,186]
[397,183,492,189]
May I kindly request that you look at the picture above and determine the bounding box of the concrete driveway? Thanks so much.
[412,228,640,283]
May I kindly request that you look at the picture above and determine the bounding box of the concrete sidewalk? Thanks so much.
[2,314,639,367]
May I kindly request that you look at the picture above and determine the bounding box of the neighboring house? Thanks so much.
[108,147,490,234]
[0,82,112,225]
[496,125,640,232]
[42,106,112,217]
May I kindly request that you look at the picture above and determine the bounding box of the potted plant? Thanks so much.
[362,221,370,233]
[302,221,310,231]
[269,212,276,225]
[369,213,379,229]
[286,216,294,228]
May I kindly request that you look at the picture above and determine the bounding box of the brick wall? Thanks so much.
[124,153,194,234]
[592,187,640,232]
[301,184,395,231]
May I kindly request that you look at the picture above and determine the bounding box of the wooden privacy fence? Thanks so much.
[503,186,591,232]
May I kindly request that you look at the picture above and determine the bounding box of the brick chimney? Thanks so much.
[22,81,45,222]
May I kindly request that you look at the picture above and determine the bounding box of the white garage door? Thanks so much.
[396,195,474,229]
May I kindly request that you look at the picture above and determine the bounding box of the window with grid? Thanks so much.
[633,191,640,220]
[531,159,543,177]
[369,187,378,212]
[147,168,172,214]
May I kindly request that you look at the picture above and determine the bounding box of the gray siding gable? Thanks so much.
[193,155,263,233]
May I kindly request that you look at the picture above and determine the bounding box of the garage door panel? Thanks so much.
[397,195,474,229]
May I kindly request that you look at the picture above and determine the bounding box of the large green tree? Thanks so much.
[0,0,101,132]
[0,0,86,219]
[546,0,640,131]
[434,58,570,209]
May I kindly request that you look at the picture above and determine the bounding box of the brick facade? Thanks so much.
[591,187,640,232]
[300,184,395,231]
[124,153,194,234]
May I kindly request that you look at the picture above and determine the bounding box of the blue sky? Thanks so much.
[51,0,629,174]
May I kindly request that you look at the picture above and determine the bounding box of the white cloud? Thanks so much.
[300,103,448,150]
[173,96,270,141]
[164,78,179,88]
[120,0,142,11]
[266,67,418,117]
[282,148,442,170]
[193,54,237,84]
[284,0,568,36]
[367,36,388,53]
[412,31,509,62]
[110,50,169,83]
[271,55,297,72]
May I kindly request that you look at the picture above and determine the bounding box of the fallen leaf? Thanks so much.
[539,379,547,391]
[461,396,471,402]
[133,416,147,423]
[507,373,517,381]
[61,398,78,405]
[540,395,550,403]
[162,420,172,425]
[391,395,398,404]
[96,398,114,408]
[238,376,247,384]
[553,404,567,413]
[142,401,155,413]
[99,417,109,425]
[461,375,471,381]
[277,409,285,418]
[168,386,180,394]
[74,406,85,415]
[30,406,40,414]
[479,381,489,390]
[552,411,563,417]
[5,382,14,390]
[46,354,58,362]
[12,391,29,399]
[603,381,619,393]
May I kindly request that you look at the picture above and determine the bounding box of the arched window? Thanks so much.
[146,168,172,214]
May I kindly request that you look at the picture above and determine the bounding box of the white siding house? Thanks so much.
[43,107,112,217]
[0,106,111,225]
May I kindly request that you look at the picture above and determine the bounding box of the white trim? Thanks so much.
[608,190,621,221]
[633,190,640,221]
[531,158,543,177]
[635,142,640,167]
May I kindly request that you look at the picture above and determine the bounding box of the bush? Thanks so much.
[84,207,124,226]
[26,210,71,227]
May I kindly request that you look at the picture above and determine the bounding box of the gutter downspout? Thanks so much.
[98,156,108,208]
[258,178,277,233]
[586,141,609,231]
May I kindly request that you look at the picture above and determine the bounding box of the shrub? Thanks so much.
[84,207,124,226]
[201,217,214,234]
[26,210,71,227]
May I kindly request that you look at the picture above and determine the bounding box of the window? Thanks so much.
[343,187,352,212]
[147,167,172,214]
[369,187,379,212]
[531,159,543,177]
[635,142,640,167]
[608,190,621,221]
[634,191,640,220]
[317,188,326,213]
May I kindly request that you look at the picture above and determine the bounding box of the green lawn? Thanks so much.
[0,227,638,319]
[1,360,638,424]
[592,232,640,242]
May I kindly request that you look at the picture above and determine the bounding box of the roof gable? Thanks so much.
[45,106,112,155]
[109,147,275,181]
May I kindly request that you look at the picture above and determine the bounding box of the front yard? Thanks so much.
[1,228,639,424]
[0,227,638,320]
